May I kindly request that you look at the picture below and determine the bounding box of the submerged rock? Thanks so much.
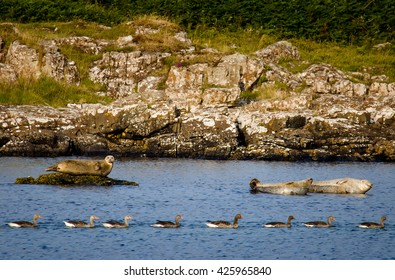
[15,173,138,186]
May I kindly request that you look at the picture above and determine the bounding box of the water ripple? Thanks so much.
[0,158,394,259]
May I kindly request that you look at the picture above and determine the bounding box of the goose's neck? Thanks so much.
[287,218,293,226]
[33,217,38,226]
[89,217,96,227]
[124,218,129,226]
[327,217,332,225]
[233,217,240,227]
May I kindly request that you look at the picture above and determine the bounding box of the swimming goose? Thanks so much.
[102,215,133,228]
[304,216,336,228]
[151,215,182,228]
[206,214,244,228]
[64,215,99,228]
[7,214,42,228]
[264,215,294,228]
[358,216,387,229]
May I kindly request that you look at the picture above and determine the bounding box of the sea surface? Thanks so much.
[0,157,394,260]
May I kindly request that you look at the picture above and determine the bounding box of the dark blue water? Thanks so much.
[0,158,394,260]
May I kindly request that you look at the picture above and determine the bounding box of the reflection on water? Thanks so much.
[0,157,394,260]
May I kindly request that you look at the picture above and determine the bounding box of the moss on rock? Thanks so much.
[15,173,138,186]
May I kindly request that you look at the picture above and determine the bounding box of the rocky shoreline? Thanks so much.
[1,23,394,161]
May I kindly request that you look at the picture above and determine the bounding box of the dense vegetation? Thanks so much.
[0,0,394,44]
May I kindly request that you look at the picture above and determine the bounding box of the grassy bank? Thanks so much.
[0,19,394,107]
[0,77,110,107]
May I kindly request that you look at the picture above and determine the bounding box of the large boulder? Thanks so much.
[41,40,80,84]
[89,51,170,98]
[255,41,300,63]
[5,41,40,79]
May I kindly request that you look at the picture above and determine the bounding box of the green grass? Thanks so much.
[188,25,395,83]
[288,39,395,82]
[188,26,278,54]
[0,77,110,107]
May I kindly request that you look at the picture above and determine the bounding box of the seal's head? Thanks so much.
[105,155,115,164]
[249,178,260,189]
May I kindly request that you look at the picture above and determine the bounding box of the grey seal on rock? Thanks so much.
[250,178,312,195]
[45,155,114,176]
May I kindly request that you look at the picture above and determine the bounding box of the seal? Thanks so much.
[250,178,312,195]
[308,178,372,194]
[45,155,114,176]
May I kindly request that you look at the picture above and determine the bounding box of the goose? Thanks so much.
[304,216,336,228]
[102,215,133,228]
[358,216,387,229]
[264,215,294,228]
[206,214,244,228]
[7,214,42,228]
[64,215,99,228]
[151,215,183,228]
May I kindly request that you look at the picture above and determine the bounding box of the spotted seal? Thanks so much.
[250,178,312,195]
[308,178,372,194]
[45,155,114,176]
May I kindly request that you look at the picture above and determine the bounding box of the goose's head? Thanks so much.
[125,215,133,221]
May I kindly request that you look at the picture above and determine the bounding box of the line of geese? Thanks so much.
[5,214,388,229]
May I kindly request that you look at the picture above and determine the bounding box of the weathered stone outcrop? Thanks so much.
[1,23,395,161]
[5,40,41,79]
[89,51,170,98]
[164,53,265,109]
[15,173,138,186]
[3,39,80,83]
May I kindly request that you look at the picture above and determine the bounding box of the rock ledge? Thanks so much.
[15,173,139,186]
